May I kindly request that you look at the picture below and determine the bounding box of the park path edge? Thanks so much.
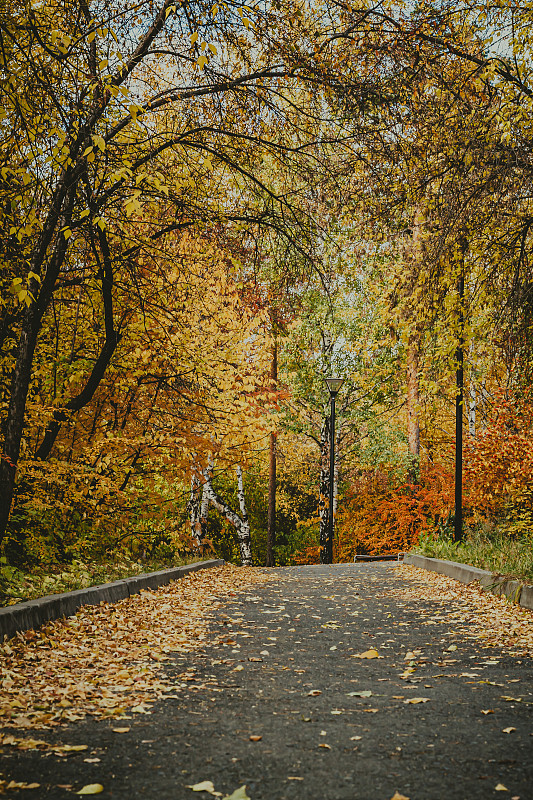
[0,559,225,640]
[404,553,533,610]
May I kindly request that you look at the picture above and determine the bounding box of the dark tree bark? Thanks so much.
[319,417,330,564]
[266,335,278,567]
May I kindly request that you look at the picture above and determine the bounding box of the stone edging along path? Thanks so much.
[404,553,533,611]
[0,558,225,641]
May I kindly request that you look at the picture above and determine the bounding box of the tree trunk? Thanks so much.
[0,187,76,546]
[266,336,277,566]
[319,417,330,564]
[203,463,252,566]
[35,227,120,460]
[468,383,476,438]
[189,470,202,548]
[0,308,43,549]
[406,334,420,481]
[236,465,252,566]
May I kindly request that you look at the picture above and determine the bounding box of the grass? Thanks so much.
[0,554,205,607]
[414,527,533,583]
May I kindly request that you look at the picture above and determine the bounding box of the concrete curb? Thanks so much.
[404,554,533,611]
[0,559,225,641]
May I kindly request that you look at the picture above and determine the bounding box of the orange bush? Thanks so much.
[464,393,533,532]
[335,464,454,560]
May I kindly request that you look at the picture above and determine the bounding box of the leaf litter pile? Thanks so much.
[393,564,533,656]
[0,565,272,732]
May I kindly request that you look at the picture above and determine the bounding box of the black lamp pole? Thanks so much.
[454,272,465,542]
[325,377,344,564]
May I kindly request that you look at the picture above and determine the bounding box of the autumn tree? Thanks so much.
[0,0,354,548]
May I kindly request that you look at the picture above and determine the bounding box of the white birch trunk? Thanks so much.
[199,478,210,540]
[468,384,476,438]
[189,469,203,548]
[202,462,252,566]
[236,465,252,566]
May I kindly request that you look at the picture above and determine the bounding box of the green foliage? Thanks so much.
[0,554,200,607]
[415,524,533,583]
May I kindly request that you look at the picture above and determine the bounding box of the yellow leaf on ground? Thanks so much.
[187,782,216,793]
[76,785,104,795]
[6,781,40,789]
[495,784,508,792]
[403,697,430,704]
[391,793,410,800]
[502,727,516,734]
[354,649,380,659]
[54,744,88,754]
[224,788,250,800]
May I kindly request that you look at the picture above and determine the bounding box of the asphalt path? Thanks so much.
[2,564,532,799]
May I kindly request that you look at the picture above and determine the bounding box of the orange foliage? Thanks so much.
[464,393,533,530]
[290,464,454,564]
[293,544,321,565]
[335,464,454,559]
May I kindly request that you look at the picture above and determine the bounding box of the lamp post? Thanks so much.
[325,377,344,564]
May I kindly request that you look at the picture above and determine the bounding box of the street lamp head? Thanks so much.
[325,376,344,395]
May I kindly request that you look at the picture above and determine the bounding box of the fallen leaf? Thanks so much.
[76,785,104,795]
[187,781,217,793]
[131,705,151,714]
[391,793,410,800]
[287,777,303,781]
[84,758,101,763]
[350,736,362,741]
[347,690,372,697]
[307,690,322,696]
[53,744,89,754]
[318,743,331,749]
[233,666,244,672]
[495,784,508,792]
[501,696,522,702]
[447,645,457,651]
[112,727,130,733]
[502,727,516,734]
[6,781,40,789]
[224,787,250,800]
[353,649,380,659]
[249,735,262,741]
[481,709,494,715]
[403,697,430,704]
[330,710,343,715]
